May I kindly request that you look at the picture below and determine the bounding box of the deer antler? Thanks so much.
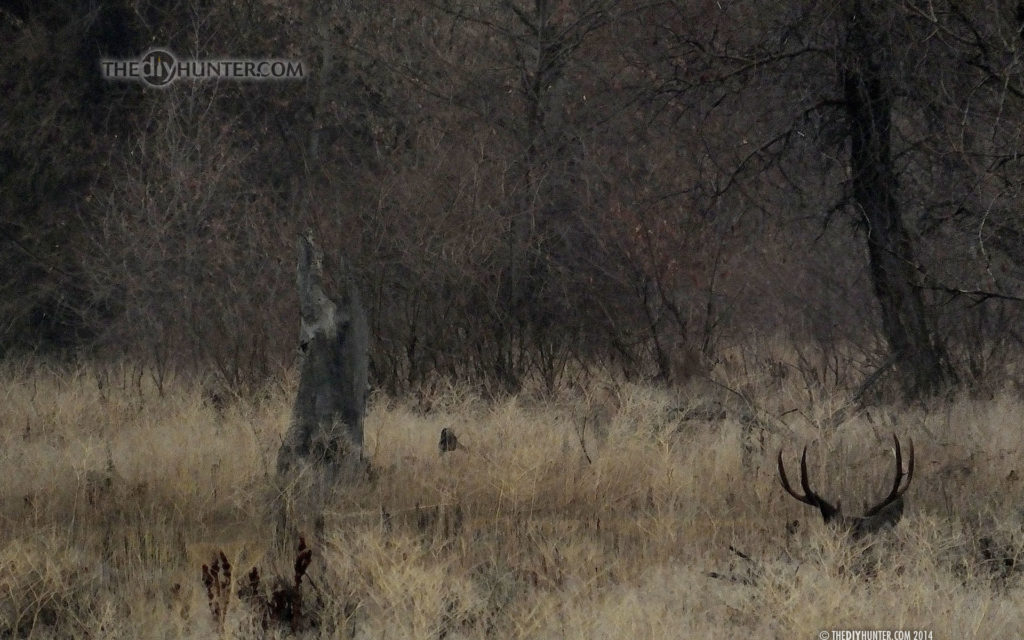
[778,434,914,537]
[777,446,840,523]
[851,435,913,535]
[861,434,914,516]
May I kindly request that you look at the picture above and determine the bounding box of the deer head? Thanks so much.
[438,428,461,454]
[778,434,914,537]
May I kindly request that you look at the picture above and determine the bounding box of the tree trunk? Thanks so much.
[843,0,954,398]
[276,231,369,489]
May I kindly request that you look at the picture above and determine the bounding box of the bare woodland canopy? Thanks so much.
[3,1,1024,398]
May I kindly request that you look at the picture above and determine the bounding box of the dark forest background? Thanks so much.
[3,0,1024,400]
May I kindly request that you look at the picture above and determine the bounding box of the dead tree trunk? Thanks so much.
[843,0,954,399]
[276,231,369,489]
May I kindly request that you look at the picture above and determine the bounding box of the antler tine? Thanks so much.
[778,447,814,505]
[799,447,840,518]
[778,445,836,516]
[886,434,915,499]
[884,433,902,501]
[897,436,914,497]
[799,447,815,500]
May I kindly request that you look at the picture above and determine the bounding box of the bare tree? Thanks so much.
[276,231,369,488]
[842,0,956,396]
[8,0,1024,398]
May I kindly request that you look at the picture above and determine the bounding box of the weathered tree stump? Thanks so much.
[276,231,369,493]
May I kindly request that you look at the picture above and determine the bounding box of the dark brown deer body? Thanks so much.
[778,434,914,537]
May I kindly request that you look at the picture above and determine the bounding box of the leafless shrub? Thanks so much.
[201,538,318,634]
[201,551,232,633]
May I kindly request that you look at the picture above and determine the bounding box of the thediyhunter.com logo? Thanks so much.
[101,49,304,88]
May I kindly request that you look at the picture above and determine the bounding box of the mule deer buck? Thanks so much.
[778,434,914,537]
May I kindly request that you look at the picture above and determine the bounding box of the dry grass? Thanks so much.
[1,362,1023,638]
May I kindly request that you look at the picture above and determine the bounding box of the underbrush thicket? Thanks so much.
[1,362,1023,638]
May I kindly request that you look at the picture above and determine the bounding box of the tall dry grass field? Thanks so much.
[1,362,1023,638]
